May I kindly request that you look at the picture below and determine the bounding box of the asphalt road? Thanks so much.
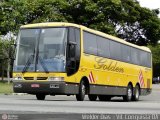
[0,84,160,120]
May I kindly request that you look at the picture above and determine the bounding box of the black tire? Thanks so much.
[76,81,86,101]
[88,95,97,101]
[123,84,133,102]
[36,94,46,100]
[132,85,140,101]
[98,95,111,101]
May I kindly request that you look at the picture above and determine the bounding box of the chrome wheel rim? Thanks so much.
[135,88,139,99]
[128,88,132,100]
[82,84,85,95]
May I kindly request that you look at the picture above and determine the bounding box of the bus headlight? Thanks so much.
[48,77,64,81]
[13,77,23,81]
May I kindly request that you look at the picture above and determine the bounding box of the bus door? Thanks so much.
[66,27,81,82]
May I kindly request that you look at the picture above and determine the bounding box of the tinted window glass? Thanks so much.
[97,36,110,58]
[131,48,139,65]
[75,28,80,59]
[139,50,151,67]
[67,27,81,76]
[146,53,151,67]
[122,45,131,62]
[83,32,97,55]
[68,28,76,58]
[69,27,80,59]
[110,41,122,60]
[69,27,76,42]
[139,50,147,66]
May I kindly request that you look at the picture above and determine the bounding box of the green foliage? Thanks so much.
[1,0,160,45]
[0,38,14,77]
[148,44,160,77]
[0,38,14,59]
[0,1,160,43]
[0,0,68,34]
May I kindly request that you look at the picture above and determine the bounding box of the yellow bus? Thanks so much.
[13,22,152,101]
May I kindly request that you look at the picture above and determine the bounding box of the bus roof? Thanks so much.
[21,22,151,53]
[21,22,81,29]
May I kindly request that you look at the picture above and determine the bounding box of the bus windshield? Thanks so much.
[14,28,67,72]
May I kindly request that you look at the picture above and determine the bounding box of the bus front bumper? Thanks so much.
[13,81,78,95]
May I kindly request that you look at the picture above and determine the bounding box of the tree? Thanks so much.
[108,0,160,45]
[58,0,160,45]
[0,37,14,82]
[148,44,160,77]
[1,0,159,45]
[0,0,68,34]
[59,0,117,35]
[0,39,5,81]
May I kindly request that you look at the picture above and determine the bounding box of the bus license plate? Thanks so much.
[31,84,40,88]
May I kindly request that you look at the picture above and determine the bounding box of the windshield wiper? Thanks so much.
[22,55,49,73]
[38,56,49,73]
[22,55,34,73]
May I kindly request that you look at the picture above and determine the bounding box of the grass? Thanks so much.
[0,81,13,94]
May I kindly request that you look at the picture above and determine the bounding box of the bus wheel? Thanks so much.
[36,94,46,100]
[132,85,140,101]
[88,95,97,101]
[98,95,111,101]
[76,80,86,101]
[123,84,133,102]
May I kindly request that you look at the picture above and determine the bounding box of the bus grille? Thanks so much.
[24,77,34,80]
[37,77,48,80]
[24,77,48,80]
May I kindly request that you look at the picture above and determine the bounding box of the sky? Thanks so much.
[138,0,160,17]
